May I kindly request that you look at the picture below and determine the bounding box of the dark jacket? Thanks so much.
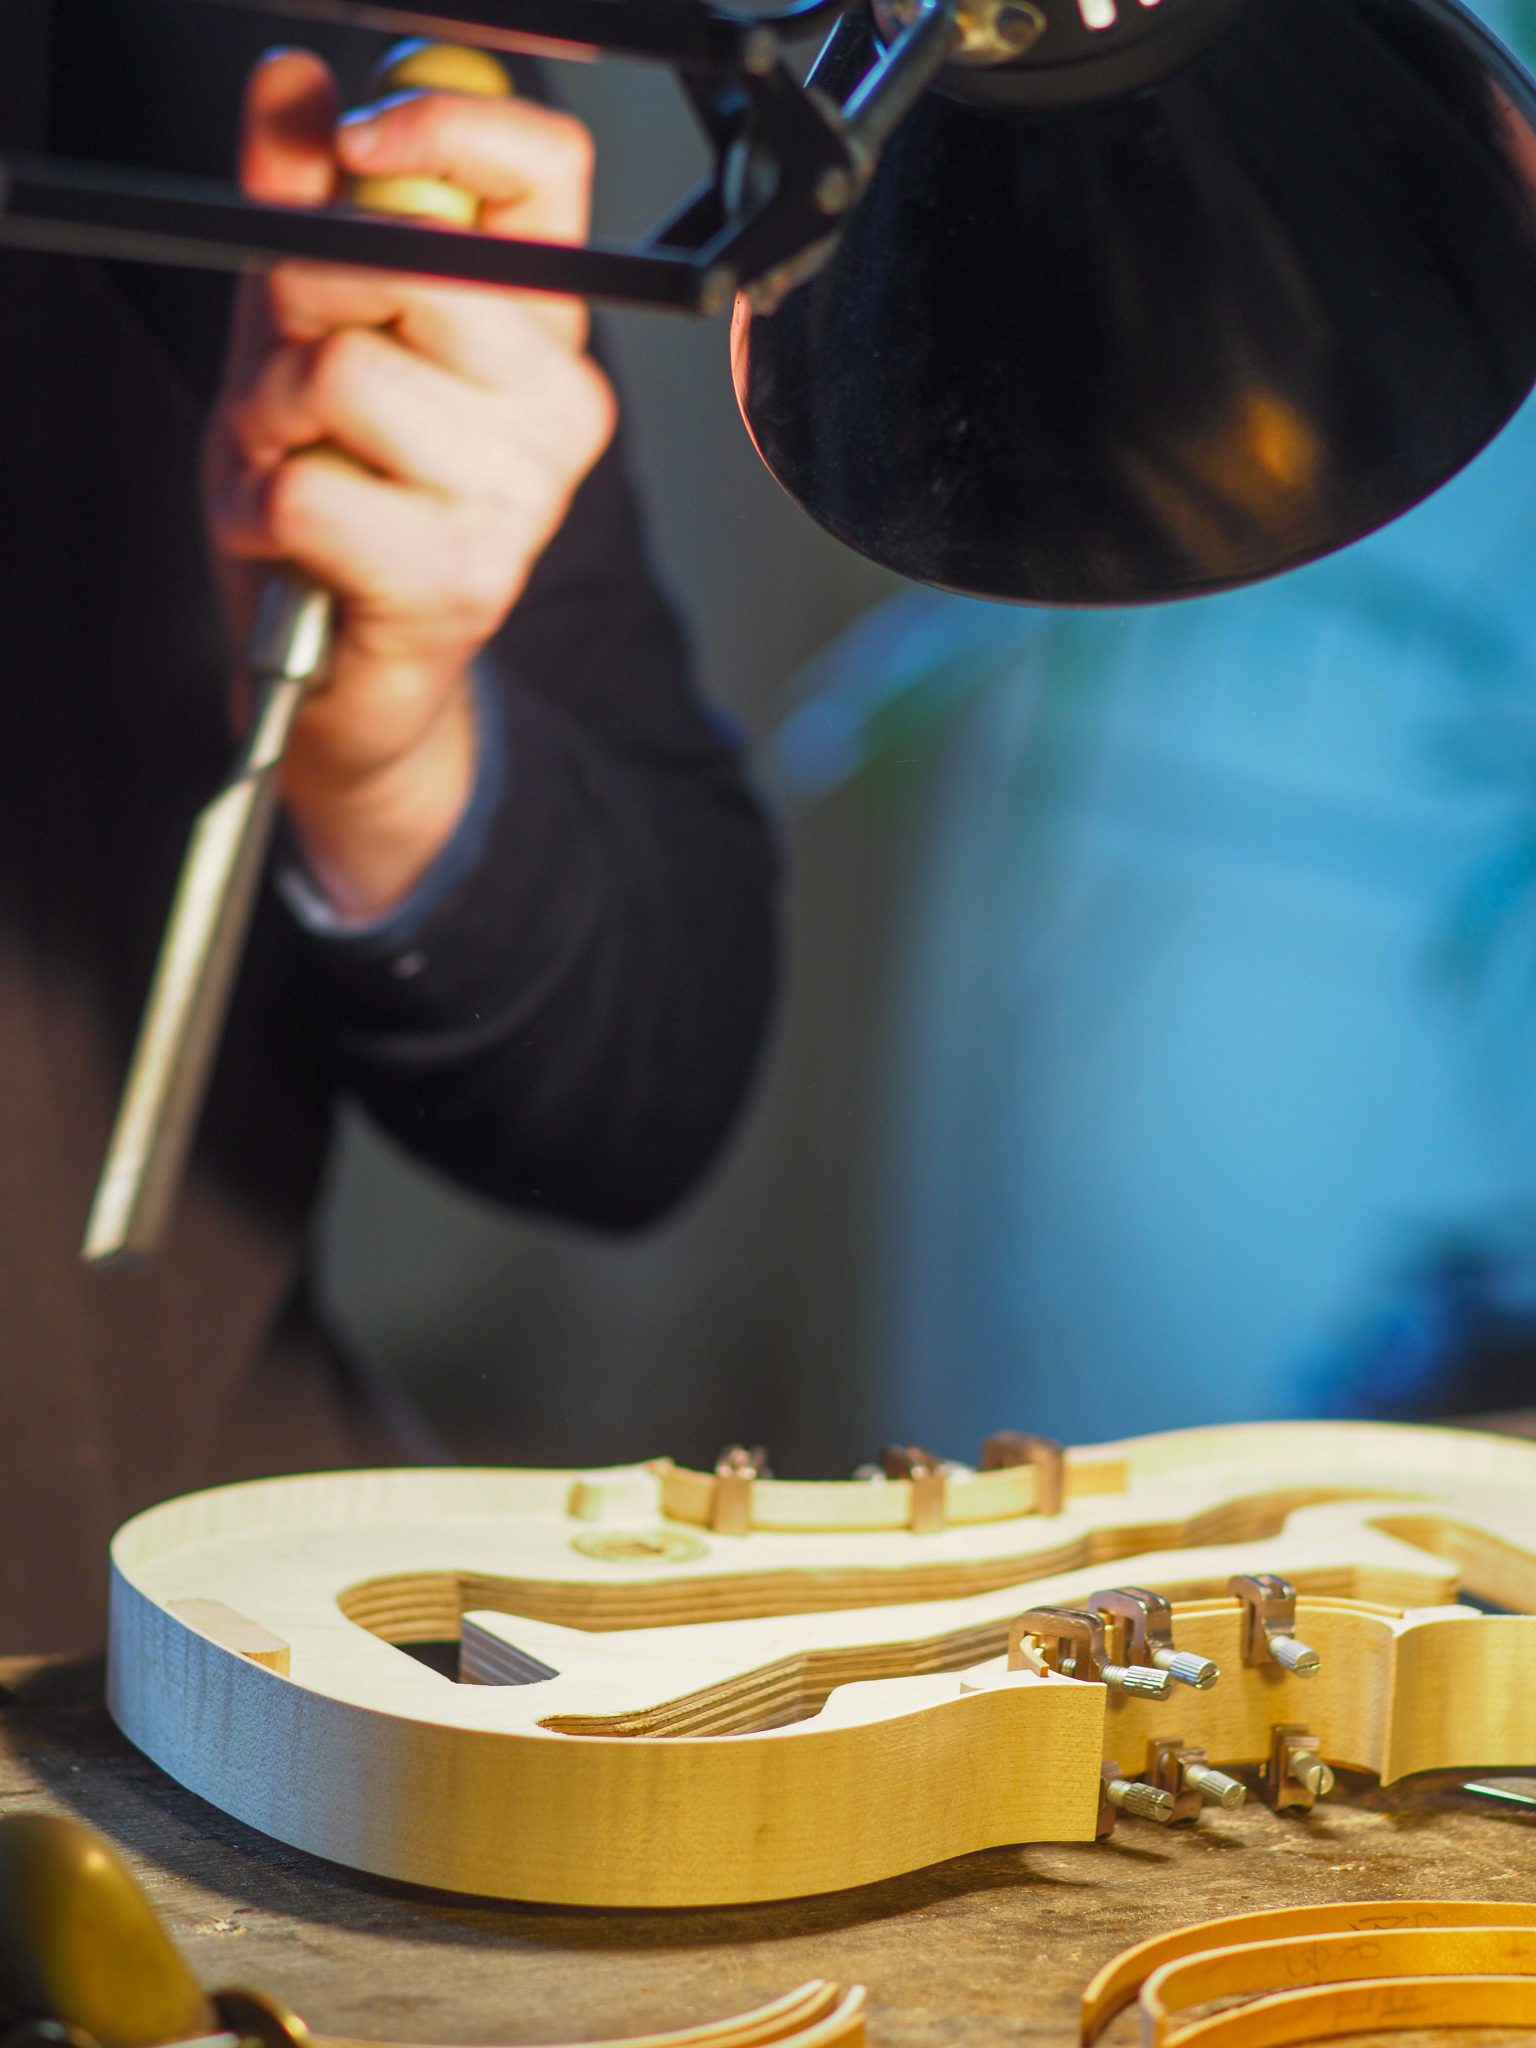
[0,0,776,1650]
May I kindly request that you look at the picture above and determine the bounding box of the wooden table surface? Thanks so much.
[3,1655,1533,2048]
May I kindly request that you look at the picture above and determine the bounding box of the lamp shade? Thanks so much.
[731,0,1536,605]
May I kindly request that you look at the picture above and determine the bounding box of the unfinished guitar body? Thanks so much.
[107,1422,1536,1906]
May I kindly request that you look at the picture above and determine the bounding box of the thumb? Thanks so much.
[240,48,342,206]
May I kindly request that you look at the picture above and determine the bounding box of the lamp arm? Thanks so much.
[194,0,854,71]
[0,0,963,314]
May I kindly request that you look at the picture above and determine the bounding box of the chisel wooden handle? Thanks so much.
[82,41,510,1265]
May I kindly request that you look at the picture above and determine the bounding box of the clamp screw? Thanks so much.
[1268,1635,1321,1677]
[1152,1647,1221,1690]
[1288,1747,1336,1798]
[1229,1573,1322,1675]
[1099,1662,1172,1700]
[1182,1760,1248,1809]
[1104,1774,1176,1824]
[1265,1723,1336,1810]
[1145,1737,1239,1822]
[1092,1586,1220,1691]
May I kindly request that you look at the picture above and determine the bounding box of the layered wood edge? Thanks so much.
[1081,1904,1536,2047]
[106,1422,1536,1905]
[315,1981,866,2048]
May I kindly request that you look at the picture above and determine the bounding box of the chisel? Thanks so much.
[83,40,510,1265]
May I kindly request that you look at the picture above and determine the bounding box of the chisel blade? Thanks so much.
[82,579,331,1265]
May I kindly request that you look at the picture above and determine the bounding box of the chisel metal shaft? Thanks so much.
[82,579,331,1264]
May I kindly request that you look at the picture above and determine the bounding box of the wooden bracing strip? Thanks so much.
[1081,1906,1536,2046]
[1163,1976,1536,2048]
[316,1982,865,2048]
[1145,1927,1536,2044]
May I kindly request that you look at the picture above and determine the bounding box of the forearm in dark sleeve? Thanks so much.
[282,438,780,1227]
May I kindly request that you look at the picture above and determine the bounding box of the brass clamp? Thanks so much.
[1144,1736,1247,1820]
[1264,1722,1336,1810]
[1097,1759,1177,1836]
[876,1444,949,1533]
[1090,1586,1221,1690]
[1228,1572,1321,1674]
[711,1444,770,1536]
[1008,1606,1172,1698]
[978,1430,1066,1515]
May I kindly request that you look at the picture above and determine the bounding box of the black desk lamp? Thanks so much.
[735,0,1536,602]
[9,0,1536,609]
[7,0,1533,1257]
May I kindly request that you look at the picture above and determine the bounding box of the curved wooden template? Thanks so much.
[1081,1903,1536,2046]
[316,1982,866,2048]
[332,1486,1437,1638]
[1164,1976,1536,2048]
[1099,1601,1536,1782]
[1144,1928,1536,2045]
[107,1423,1536,1906]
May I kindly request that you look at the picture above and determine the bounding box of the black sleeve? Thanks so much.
[49,0,779,1227]
[281,430,781,1229]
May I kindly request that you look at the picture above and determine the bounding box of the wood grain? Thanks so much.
[1163,1976,1536,2048]
[105,1422,1536,1906]
[9,1653,1536,2048]
[1144,1925,1536,2044]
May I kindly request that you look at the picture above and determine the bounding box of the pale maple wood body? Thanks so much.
[107,1422,1536,1906]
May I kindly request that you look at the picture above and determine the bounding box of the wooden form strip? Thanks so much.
[1081,1902,1536,2043]
[1167,1976,1536,2047]
[1144,1926,1536,2045]
[315,1982,865,2048]
[654,1457,1128,1534]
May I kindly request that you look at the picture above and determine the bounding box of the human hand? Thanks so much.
[203,49,616,917]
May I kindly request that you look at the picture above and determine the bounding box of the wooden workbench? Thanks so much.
[2,1655,1531,2047]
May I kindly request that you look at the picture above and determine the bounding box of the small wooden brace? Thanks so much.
[165,1599,289,1675]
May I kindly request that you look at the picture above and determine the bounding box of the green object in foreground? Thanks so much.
[1463,1779,1536,1810]
[0,1813,216,2048]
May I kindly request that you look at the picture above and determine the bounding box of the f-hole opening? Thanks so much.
[395,1639,464,1680]
[388,1636,560,1685]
